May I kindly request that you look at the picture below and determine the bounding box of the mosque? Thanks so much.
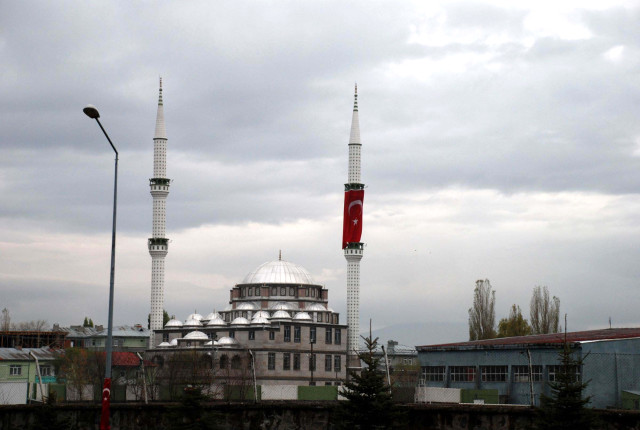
[145,80,363,386]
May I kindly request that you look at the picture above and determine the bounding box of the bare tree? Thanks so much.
[530,286,560,334]
[1,308,9,331]
[468,279,496,340]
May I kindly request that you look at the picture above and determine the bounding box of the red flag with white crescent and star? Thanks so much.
[100,378,111,430]
[342,189,364,249]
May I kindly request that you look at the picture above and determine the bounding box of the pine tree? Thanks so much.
[536,343,595,430]
[83,317,89,327]
[336,335,403,429]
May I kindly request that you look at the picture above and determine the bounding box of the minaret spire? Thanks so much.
[343,84,365,371]
[148,77,170,347]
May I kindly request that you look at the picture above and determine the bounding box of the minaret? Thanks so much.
[342,84,365,370]
[148,78,170,346]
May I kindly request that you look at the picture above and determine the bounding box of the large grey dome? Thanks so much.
[242,260,315,285]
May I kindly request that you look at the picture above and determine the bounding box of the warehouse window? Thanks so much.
[548,365,580,382]
[481,366,508,382]
[513,365,542,382]
[450,366,475,382]
[421,366,445,382]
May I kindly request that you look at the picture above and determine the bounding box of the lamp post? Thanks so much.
[83,105,117,430]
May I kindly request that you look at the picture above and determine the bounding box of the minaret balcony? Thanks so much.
[148,237,169,255]
[344,183,365,191]
[150,178,171,195]
[344,242,364,258]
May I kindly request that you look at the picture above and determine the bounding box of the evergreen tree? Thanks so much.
[83,317,89,327]
[336,335,403,429]
[536,343,595,430]
[88,318,94,328]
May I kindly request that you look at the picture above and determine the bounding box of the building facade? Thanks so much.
[417,328,640,408]
[150,258,348,387]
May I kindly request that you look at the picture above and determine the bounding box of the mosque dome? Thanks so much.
[252,311,270,320]
[184,330,208,340]
[241,260,315,285]
[184,318,203,327]
[251,316,270,325]
[231,317,250,326]
[206,317,226,326]
[293,312,312,321]
[271,310,291,320]
[169,339,178,346]
[204,311,221,320]
[306,303,327,311]
[165,319,183,328]
[269,301,297,311]
[158,342,171,348]
[237,302,258,310]
[187,313,203,321]
[217,336,239,346]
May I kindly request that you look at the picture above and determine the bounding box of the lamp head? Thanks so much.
[83,105,100,119]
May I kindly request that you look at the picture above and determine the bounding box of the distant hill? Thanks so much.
[362,321,467,349]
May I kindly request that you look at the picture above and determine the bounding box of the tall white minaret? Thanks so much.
[148,78,170,346]
[343,84,364,370]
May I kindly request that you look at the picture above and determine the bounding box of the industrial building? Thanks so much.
[416,328,640,408]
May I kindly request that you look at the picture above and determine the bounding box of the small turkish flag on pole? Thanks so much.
[342,189,364,249]
[100,378,111,430]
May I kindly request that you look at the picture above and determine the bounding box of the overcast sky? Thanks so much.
[2,1,640,346]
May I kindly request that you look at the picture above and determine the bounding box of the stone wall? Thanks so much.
[1,402,640,429]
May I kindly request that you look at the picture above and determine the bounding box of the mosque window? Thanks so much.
[334,356,341,372]
[280,287,286,295]
[248,330,255,340]
[335,329,341,345]
[231,355,242,369]
[289,287,294,296]
[310,326,316,344]
[283,353,291,370]
[220,355,228,369]
[162,333,169,342]
[284,325,291,342]
[325,355,332,371]
[293,353,301,370]
[325,328,332,344]
[229,330,235,339]
[248,288,253,296]
[255,287,260,296]
[269,331,275,340]
[294,326,301,343]
[268,353,276,370]
[317,313,323,323]
[271,287,277,296]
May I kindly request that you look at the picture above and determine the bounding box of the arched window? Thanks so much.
[231,355,242,369]
[220,355,229,369]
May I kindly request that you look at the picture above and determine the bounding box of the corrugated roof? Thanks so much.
[0,347,61,361]
[417,328,640,351]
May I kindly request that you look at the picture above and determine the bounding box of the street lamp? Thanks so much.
[83,104,118,430]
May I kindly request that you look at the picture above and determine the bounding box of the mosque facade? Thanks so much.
[151,258,348,386]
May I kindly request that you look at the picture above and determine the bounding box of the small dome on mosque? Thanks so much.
[269,301,297,311]
[231,317,250,326]
[187,313,203,321]
[184,330,209,340]
[169,339,178,346]
[184,318,203,327]
[306,303,327,311]
[242,259,315,285]
[158,342,171,348]
[293,312,312,321]
[165,319,183,328]
[252,311,270,320]
[271,310,292,320]
[206,317,226,326]
[237,302,258,310]
[251,316,270,325]
[204,311,221,320]
[205,340,219,346]
[217,336,239,346]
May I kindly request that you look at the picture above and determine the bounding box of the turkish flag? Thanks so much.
[100,378,111,430]
[342,189,364,249]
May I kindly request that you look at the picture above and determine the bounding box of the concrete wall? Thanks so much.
[2,402,640,430]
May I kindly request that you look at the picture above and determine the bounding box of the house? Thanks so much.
[0,347,61,404]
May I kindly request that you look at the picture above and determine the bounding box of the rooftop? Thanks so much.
[417,328,640,351]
